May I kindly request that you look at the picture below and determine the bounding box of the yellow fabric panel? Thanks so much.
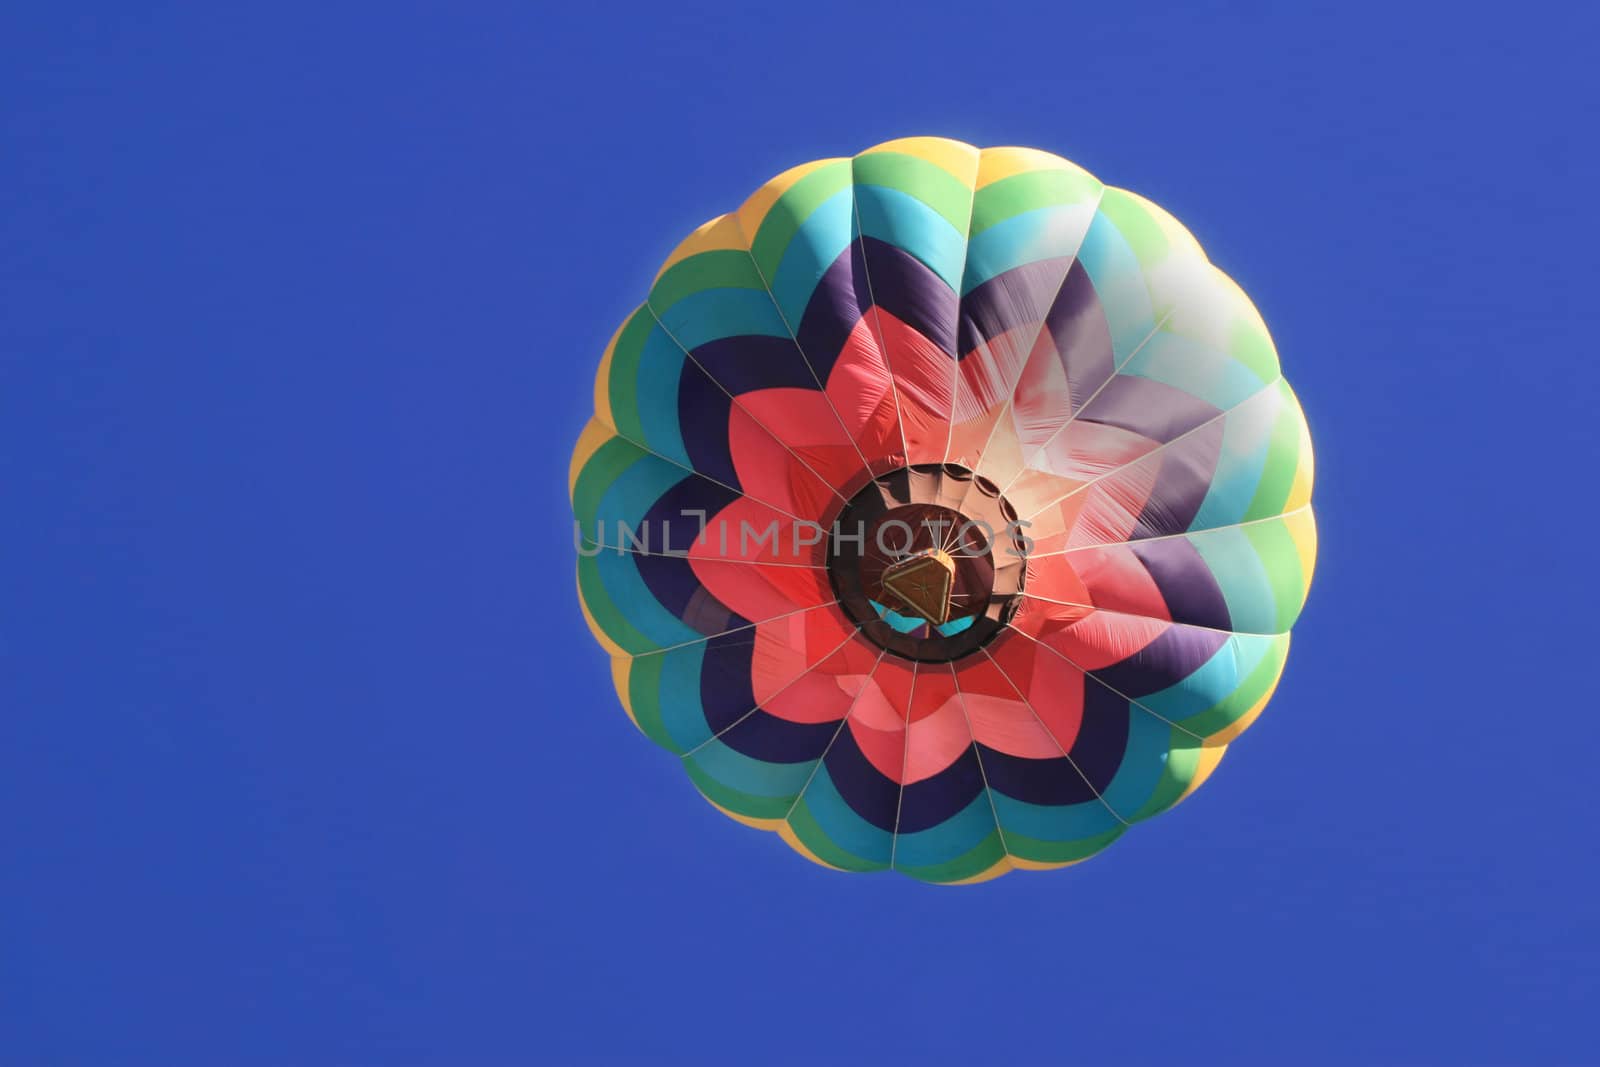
[1284,505,1319,586]
[942,856,1015,885]
[1215,267,1274,346]
[569,418,614,495]
[1008,853,1092,872]
[1175,743,1230,805]
[734,156,845,238]
[575,570,628,658]
[975,145,1083,187]
[776,823,849,871]
[1209,639,1290,745]
[653,213,745,280]
[591,315,632,429]
[609,654,640,731]
[1114,186,1208,262]
[859,135,980,187]
[1286,408,1317,512]
[704,795,785,832]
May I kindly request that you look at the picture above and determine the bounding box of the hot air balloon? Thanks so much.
[570,137,1315,883]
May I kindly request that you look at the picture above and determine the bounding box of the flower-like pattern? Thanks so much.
[571,138,1316,883]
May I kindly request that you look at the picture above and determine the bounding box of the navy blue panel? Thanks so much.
[717,709,840,765]
[858,236,957,358]
[676,366,738,489]
[895,744,985,835]
[697,631,757,736]
[692,334,819,396]
[794,244,870,382]
[957,257,1070,358]
[821,727,901,833]
[1092,624,1229,700]
[1130,537,1233,632]
[1069,680,1131,793]
[977,747,1098,806]
[1128,418,1225,540]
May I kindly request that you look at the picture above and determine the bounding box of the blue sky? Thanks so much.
[4,3,1595,1064]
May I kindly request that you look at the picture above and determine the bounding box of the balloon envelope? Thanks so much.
[570,137,1315,883]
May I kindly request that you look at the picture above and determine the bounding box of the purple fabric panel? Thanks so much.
[1047,263,1116,415]
[1077,375,1221,442]
[1130,536,1233,632]
[857,236,958,358]
[957,257,1072,357]
[1128,419,1225,540]
[1091,623,1229,699]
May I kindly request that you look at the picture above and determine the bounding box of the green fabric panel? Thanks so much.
[683,760,793,822]
[749,161,853,282]
[1179,634,1289,737]
[1130,732,1203,820]
[990,790,1122,843]
[1242,383,1305,522]
[800,767,893,865]
[649,249,765,316]
[897,830,1009,884]
[969,168,1100,236]
[575,553,656,656]
[603,308,655,444]
[570,435,643,528]
[1229,314,1280,382]
[850,152,973,232]
[892,790,1004,870]
[651,645,719,753]
[588,549,703,651]
[1245,518,1309,633]
[688,739,818,800]
[1002,826,1124,866]
[1097,187,1169,265]
[786,800,888,873]
[1190,527,1276,636]
[622,652,682,754]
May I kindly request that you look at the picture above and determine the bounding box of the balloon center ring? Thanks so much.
[826,463,1027,662]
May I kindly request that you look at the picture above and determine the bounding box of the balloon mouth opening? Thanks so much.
[826,464,1027,662]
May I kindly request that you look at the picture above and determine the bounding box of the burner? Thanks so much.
[826,464,1027,662]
